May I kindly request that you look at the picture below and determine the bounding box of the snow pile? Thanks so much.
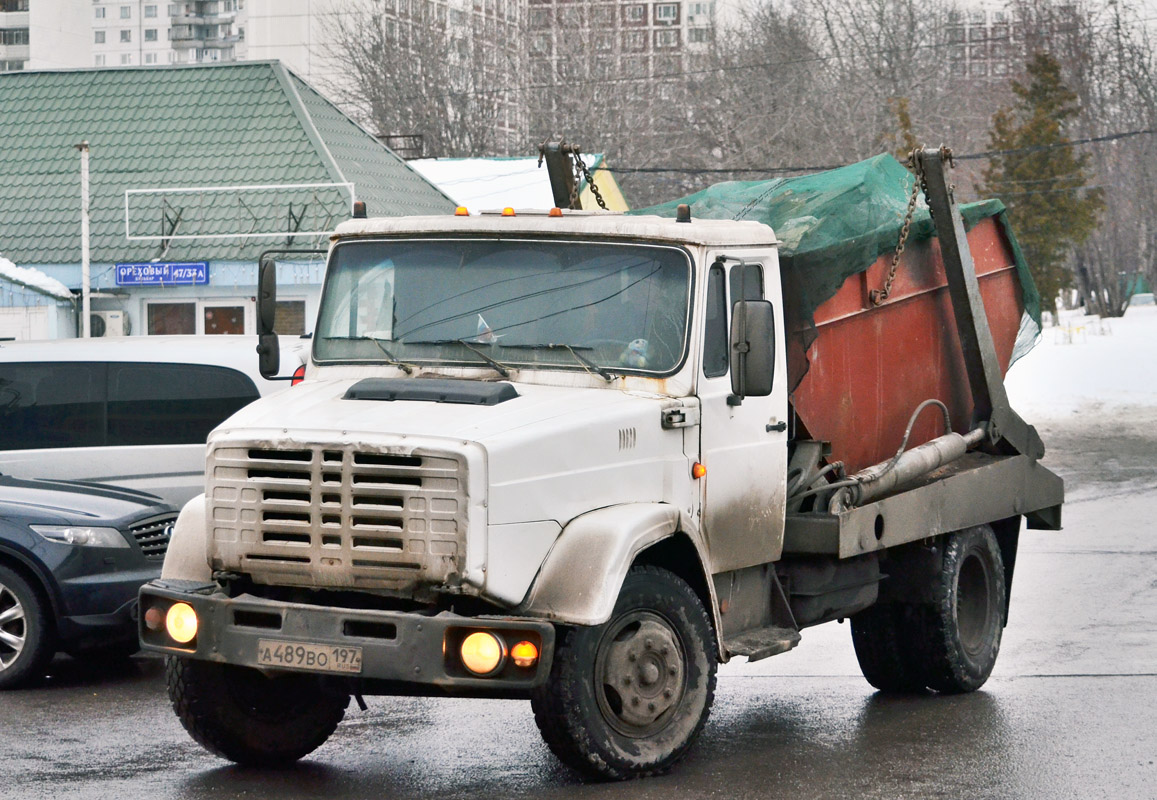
[1006,304,1157,417]
[0,255,74,301]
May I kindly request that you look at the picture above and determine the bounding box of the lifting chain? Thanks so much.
[871,150,926,306]
[870,146,956,306]
[572,147,609,211]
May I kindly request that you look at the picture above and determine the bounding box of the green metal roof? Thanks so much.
[0,62,455,266]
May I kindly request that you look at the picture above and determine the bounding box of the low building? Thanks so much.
[0,61,454,338]
[0,256,75,340]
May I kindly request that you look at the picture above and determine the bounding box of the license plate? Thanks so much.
[256,639,363,674]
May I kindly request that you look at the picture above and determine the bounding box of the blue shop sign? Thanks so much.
[115,262,209,286]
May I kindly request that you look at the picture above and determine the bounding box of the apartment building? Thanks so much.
[946,1,1083,81]
[0,0,90,72]
[527,0,716,85]
[92,0,247,67]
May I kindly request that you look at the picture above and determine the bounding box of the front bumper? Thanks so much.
[139,580,555,693]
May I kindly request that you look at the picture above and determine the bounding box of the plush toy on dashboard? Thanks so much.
[620,338,649,369]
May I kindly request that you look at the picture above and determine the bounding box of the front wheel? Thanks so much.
[531,565,717,780]
[0,565,54,690]
[166,656,349,765]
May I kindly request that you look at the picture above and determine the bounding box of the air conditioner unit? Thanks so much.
[91,310,127,337]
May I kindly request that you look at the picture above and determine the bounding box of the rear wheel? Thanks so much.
[531,566,717,780]
[850,601,927,693]
[166,656,349,765]
[919,525,1006,693]
[0,565,54,690]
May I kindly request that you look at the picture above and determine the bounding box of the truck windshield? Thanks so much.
[314,238,693,375]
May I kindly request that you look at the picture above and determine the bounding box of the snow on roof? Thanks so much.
[409,155,603,211]
[0,255,74,301]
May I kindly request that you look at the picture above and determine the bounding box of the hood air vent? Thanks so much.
[343,378,518,406]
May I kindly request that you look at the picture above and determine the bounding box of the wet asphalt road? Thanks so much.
[2,412,1154,799]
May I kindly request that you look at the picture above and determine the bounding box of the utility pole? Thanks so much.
[76,141,91,338]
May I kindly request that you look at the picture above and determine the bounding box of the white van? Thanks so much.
[0,336,307,506]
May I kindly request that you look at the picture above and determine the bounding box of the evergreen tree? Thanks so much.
[981,52,1103,318]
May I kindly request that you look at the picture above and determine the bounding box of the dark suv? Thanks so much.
[0,474,177,689]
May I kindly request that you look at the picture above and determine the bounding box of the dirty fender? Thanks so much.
[160,493,212,582]
[517,503,680,626]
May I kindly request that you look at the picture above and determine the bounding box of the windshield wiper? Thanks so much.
[502,343,616,382]
[329,336,414,374]
[407,339,510,378]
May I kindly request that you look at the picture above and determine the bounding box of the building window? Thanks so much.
[530,32,550,56]
[688,26,710,43]
[145,28,157,41]
[274,301,307,336]
[655,3,679,23]
[0,29,30,45]
[120,53,132,64]
[528,7,550,27]
[622,29,646,52]
[594,32,613,51]
[95,30,106,43]
[592,4,615,25]
[145,52,157,63]
[94,54,106,66]
[95,6,105,19]
[145,4,157,17]
[688,1,712,17]
[120,4,131,18]
[120,29,131,42]
[655,28,679,48]
[622,4,646,24]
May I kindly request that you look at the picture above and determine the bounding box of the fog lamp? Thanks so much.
[510,640,539,668]
[165,602,199,644]
[460,631,505,676]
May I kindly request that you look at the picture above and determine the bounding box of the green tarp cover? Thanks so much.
[633,154,1041,388]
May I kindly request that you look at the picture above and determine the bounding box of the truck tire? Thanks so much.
[850,602,927,693]
[166,656,349,765]
[0,564,54,690]
[917,525,1006,694]
[530,565,717,780]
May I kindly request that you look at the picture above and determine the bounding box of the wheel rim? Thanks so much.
[0,583,27,670]
[594,610,686,738]
[957,551,994,657]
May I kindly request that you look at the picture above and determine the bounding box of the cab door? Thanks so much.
[697,253,788,572]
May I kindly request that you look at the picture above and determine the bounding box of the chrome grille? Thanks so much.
[129,514,177,560]
[208,443,468,591]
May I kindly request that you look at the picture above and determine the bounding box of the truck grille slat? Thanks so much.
[210,443,468,591]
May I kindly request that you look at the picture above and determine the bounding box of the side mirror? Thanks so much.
[257,255,279,378]
[729,300,775,402]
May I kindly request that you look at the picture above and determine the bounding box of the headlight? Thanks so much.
[30,525,130,548]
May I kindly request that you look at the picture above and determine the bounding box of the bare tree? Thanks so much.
[321,0,521,158]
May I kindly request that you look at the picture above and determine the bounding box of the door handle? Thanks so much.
[766,421,787,433]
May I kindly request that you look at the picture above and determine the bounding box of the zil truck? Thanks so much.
[139,147,1063,780]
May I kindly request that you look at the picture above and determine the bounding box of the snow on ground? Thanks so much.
[1005,303,1157,417]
